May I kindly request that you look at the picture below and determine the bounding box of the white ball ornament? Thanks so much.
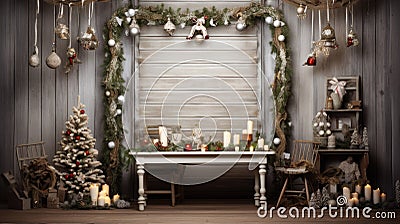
[128,8,136,17]
[278,35,285,42]
[265,16,273,24]
[297,6,305,14]
[108,39,116,47]
[326,129,332,135]
[117,95,125,104]
[116,109,122,115]
[105,91,111,97]
[273,20,281,28]
[236,22,245,31]
[108,141,115,149]
[130,27,140,36]
[319,130,325,136]
[273,137,281,145]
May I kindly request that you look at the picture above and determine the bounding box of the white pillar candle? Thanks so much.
[373,188,380,204]
[159,126,168,147]
[89,184,99,205]
[380,192,386,203]
[257,137,264,150]
[235,146,240,152]
[263,145,269,151]
[102,184,109,196]
[353,197,359,206]
[153,138,159,144]
[247,120,253,134]
[233,134,240,145]
[98,196,105,207]
[352,192,359,200]
[364,184,372,201]
[355,184,362,194]
[249,146,254,152]
[104,196,111,206]
[343,186,351,201]
[223,131,231,148]
[113,194,120,203]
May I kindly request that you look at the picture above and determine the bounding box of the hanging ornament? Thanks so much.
[115,16,123,26]
[265,16,273,24]
[129,18,140,36]
[108,39,116,47]
[297,4,307,19]
[303,53,317,66]
[108,141,115,149]
[79,27,99,50]
[65,47,81,74]
[46,43,62,69]
[186,17,209,40]
[347,29,359,47]
[29,0,40,67]
[273,20,281,28]
[303,10,317,67]
[55,4,69,40]
[209,18,217,27]
[320,0,338,49]
[235,15,246,31]
[163,17,176,36]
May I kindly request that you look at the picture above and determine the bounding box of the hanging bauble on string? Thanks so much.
[108,39,116,47]
[129,18,140,36]
[46,43,61,69]
[164,17,176,36]
[347,29,359,47]
[186,17,209,40]
[55,23,70,40]
[297,4,307,19]
[29,46,40,67]
[79,27,99,50]
[65,47,81,74]
[235,15,246,31]
[303,52,317,66]
[273,20,281,28]
[265,16,273,24]
[321,23,337,48]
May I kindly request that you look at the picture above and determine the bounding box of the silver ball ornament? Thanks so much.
[108,141,115,149]
[108,39,116,47]
[236,22,245,31]
[128,8,136,17]
[265,17,273,24]
[105,91,111,97]
[273,137,281,145]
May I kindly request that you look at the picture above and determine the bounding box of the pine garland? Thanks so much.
[102,2,292,194]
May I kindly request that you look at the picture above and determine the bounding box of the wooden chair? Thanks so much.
[276,140,319,207]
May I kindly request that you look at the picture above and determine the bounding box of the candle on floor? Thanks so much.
[380,192,386,203]
[105,196,111,206]
[353,197,359,206]
[347,198,355,207]
[352,192,359,200]
[373,188,380,204]
[98,195,105,207]
[89,184,99,205]
[102,184,109,196]
[364,184,372,201]
[113,194,120,203]
[343,186,351,201]
[355,184,362,194]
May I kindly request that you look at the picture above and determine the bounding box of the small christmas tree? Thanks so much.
[53,96,105,198]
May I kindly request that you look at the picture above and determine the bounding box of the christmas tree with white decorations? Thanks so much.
[53,96,105,198]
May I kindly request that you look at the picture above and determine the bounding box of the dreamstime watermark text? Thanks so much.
[257,196,397,220]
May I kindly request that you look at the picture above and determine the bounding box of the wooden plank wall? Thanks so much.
[1,0,400,204]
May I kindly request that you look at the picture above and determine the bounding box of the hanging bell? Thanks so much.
[29,46,40,67]
[129,18,140,36]
[46,43,61,69]
[297,4,307,19]
[303,52,317,66]
[321,23,337,48]
[55,23,70,40]
[347,29,360,47]
[79,26,99,50]
[164,17,176,36]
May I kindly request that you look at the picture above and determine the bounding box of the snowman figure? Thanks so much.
[186,17,209,40]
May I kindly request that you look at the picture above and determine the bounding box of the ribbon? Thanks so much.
[329,77,346,100]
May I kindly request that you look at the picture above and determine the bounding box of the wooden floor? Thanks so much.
[0,200,398,223]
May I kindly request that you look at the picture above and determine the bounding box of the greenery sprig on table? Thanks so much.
[102,2,292,195]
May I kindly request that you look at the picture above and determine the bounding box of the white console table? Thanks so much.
[131,151,275,211]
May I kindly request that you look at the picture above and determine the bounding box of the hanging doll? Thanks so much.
[65,47,81,74]
[186,17,209,40]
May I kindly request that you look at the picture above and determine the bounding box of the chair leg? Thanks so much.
[171,183,176,207]
[276,177,289,207]
[304,177,310,206]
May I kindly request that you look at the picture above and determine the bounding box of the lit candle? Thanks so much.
[343,186,351,201]
[113,194,120,203]
[102,184,109,196]
[98,195,105,207]
[104,196,111,206]
[233,134,240,145]
[247,120,253,134]
[355,184,362,194]
[353,197,359,206]
[89,184,99,205]
[364,184,372,201]
[263,145,269,151]
[352,192,359,200]
[159,126,168,147]
[223,131,231,148]
[347,198,355,207]
[373,188,380,204]
[257,137,264,150]
[380,192,386,203]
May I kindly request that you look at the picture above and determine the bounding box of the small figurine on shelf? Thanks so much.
[350,128,361,149]
[338,156,361,184]
[192,124,202,150]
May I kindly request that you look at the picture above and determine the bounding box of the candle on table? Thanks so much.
[102,184,109,196]
[89,184,99,205]
[113,194,120,203]
[159,126,168,147]
[364,184,372,201]
[235,146,239,152]
[373,188,380,204]
[343,186,351,201]
[257,137,264,150]
[249,146,254,152]
[355,184,362,194]
[380,192,386,203]
[264,145,269,151]
[223,131,231,148]
[241,129,248,141]
[233,134,240,146]
[247,120,253,134]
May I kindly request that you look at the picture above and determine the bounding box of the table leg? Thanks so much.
[137,164,146,211]
[254,171,260,206]
[259,163,267,206]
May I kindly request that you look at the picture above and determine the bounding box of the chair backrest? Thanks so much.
[16,141,47,170]
[291,140,320,167]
